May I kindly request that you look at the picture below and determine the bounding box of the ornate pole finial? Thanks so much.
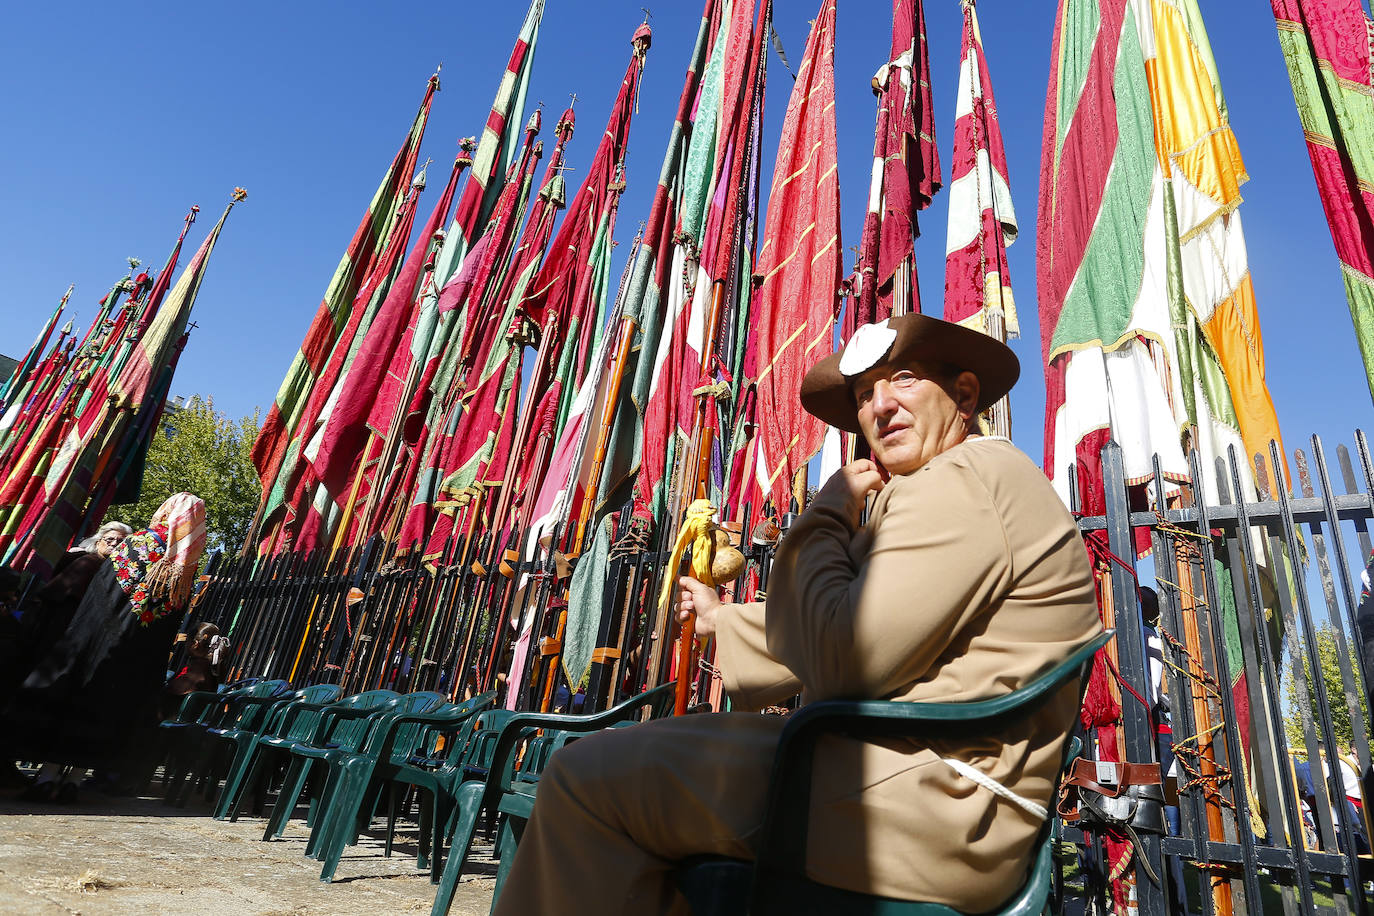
[231,187,248,202]
[412,158,432,190]
[641,6,652,22]
[127,257,142,270]
[568,91,579,109]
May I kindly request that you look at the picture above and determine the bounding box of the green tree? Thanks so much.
[105,395,261,556]
[1283,623,1368,753]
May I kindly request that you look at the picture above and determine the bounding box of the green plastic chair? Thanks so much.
[435,682,675,916]
[308,691,497,882]
[210,683,343,820]
[381,707,518,883]
[253,689,403,838]
[260,691,447,844]
[158,679,290,804]
[671,631,1113,916]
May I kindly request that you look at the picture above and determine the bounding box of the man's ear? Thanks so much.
[954,371,980,419]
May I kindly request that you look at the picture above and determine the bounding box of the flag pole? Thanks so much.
[570,224,645,554]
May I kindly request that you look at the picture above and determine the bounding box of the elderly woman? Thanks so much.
[11,522,134,683]
[7,494,206,802]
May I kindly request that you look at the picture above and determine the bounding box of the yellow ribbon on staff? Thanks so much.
[657,499,720,622]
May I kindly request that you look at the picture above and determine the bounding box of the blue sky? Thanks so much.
[1,0,1369,472]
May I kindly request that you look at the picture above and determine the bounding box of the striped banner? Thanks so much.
[251,78,436,496]
[1037,0,1188,512]
[943,0,1017,436]
[1272,0,1374,400]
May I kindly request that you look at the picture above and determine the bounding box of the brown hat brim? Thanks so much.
[799,314,1020,434]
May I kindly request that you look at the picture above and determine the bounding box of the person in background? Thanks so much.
[1140,586,1191,916]
[5,494,206,802]
[7,523,134,700]
[0,568,22,788]
[161,622,230,719]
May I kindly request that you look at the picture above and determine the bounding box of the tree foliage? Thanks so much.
[1283,623,1368,754]
[105,395,260,556]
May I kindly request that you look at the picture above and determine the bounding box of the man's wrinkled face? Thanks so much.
[852,361,978,476]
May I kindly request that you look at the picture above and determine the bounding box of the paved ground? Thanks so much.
[0,783,497,916]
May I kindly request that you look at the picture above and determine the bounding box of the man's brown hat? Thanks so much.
[799,313,1020,433]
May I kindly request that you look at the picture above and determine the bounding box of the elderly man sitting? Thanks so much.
[493,314,1102,914]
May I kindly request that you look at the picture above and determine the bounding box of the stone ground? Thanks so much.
[0,780,497,916]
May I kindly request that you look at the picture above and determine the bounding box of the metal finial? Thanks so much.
[641,6,652,22]
[568,91,579,108]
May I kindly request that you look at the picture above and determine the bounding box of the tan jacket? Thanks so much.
[715,436,1101,909]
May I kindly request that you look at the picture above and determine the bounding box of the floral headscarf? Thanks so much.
[110,492,207,624]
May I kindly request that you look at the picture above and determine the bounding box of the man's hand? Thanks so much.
[677,576,722,640]
[814,459,887,527]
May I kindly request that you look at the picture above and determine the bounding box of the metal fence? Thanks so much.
[189,509,778,715]
[1068,433,1374,916]
[183,430,1374,915]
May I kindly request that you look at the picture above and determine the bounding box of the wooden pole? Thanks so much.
[672,280,727,716]
[572,314,637,552]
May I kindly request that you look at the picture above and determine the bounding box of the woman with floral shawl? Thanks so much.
[4,493,207,797]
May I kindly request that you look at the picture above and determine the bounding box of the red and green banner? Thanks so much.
[751,0,841,513]
[943,1,1017,337]
[251,77,437,499]
[2,194,242,575]
[854,0,940,323]
[1272,0,1374,400]
[301,156,466,551]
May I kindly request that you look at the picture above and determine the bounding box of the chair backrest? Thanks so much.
[208,678,292,729]
[368,691,498,768]
[363,691,449,760]
[454,709,518,773]
[315,690,402,751]
[299,683,344,705]
[268,684,345,743]
[489,682,677,803]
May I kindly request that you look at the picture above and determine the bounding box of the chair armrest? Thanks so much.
[370,693,499,760]
[779,632,1112,741]
[756,631,1112,879]
[169,690,223,722]
[488,683,675,800]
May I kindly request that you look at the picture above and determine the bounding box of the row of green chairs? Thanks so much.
[158,678,293,803]
[200,685,501,883]
[153,677,685,915]
[211,682,347,819]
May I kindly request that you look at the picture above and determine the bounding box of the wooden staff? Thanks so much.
[570,226,645,553]
[280,434,381,683]
[1174,548,1234,915]
[672,280,727,715]
[538,608,569,712]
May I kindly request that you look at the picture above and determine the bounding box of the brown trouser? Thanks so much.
[491,711,784,916]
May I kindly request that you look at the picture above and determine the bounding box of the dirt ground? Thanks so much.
[0,781,497,916]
